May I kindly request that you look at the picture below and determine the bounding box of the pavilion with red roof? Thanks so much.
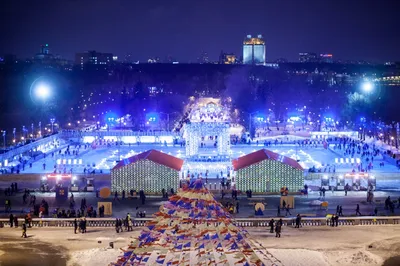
[232,149,304,193]
[111,149,184,194]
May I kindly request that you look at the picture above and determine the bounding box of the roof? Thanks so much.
[232,149,303,171]
[112,149,184,171]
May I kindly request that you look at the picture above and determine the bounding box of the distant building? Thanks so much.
[198,51,210,64]
[319,54,333,63]
[299,52,318,63]
[299,52,333,63]
[75,51,113,68]
[219,51,237,64]
[243,34,266,65]
[41,44,50,55]
[224,54,237,64]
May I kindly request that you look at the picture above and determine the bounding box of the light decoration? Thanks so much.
[111,159,179,193]
[184,122,230,157]
[182,161,232,177]
[235,160,304,193]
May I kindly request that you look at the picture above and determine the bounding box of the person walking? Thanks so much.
[338,206,343,216]
[74,218,78,234]
[335,214,339,227]
[14,216,19,228]
[21,223,27,238]
[336,205,340,215]
[331,215,336,227]
[355,204,362,216]
[269,219,275,233]
[115,218,120,233]
[9,213,14,228]
[113,191,119,201]
[275,219,282,238]
[295,214,301,228]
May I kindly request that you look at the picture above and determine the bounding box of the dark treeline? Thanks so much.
[0,62,399,138]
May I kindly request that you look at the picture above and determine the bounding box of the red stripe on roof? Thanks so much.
[112,149,184,171]
[232,149,303,171]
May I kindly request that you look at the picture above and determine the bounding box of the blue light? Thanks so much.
[146,112,159,123]
[105,112,118,122]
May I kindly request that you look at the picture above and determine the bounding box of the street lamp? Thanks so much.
[2,130,5,150]
[159,112,179,131]
[362,82,373,93]
[243,111,259,137]
[38,122,42,136]
[30,77,53,104]
[50,118,55,133]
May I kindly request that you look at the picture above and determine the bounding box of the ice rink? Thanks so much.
[18,143,399,176]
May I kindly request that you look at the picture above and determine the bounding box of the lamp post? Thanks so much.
[38,122,42,137]
[243,111,259,138]
[50,118,55,133]
[13,128,16,144]
[31,123,34,138]
[22,126,26,139]
[2,130,5,150]
[160,112,178,131]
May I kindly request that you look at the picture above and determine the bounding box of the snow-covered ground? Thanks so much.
[0,226,399,266]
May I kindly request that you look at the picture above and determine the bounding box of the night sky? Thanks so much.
[1,0,400,62]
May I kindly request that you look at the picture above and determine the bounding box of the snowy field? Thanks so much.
[0,226,399,266]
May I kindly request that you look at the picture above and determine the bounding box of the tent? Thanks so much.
[111,179,282,266]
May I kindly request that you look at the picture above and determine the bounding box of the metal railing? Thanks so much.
[0,134,61,162]
[60,130,178,138]
[1,216,399,228]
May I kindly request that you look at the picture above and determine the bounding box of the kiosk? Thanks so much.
[344,173,369,191]
[41,174,73,192]
[70,176,79,192]
[329,176,337,190]
[321,175,329,190]
[336,175,345,191]
[85,176,95,192]
[368,175,376,190]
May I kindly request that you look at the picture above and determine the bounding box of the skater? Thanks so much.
[355,204,362,216]
[277,205,281,216]
[74,218,78,234]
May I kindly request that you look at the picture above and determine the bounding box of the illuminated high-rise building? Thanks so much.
[243,34,266,65]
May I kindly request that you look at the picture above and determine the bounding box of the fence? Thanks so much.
[0,134,61,162]
[60,130,178,138]
[1,216,399,228]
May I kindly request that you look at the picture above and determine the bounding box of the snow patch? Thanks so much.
[268,249,329,266]
[67,248,121,266]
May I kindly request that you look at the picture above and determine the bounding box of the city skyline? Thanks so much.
[1,0,400,63]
